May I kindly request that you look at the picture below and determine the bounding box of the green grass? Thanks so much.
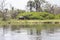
[0,19,60,25]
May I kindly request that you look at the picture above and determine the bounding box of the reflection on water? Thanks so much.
[0,25,60,40]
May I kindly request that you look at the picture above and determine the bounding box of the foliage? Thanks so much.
[17,12,56,20]
[55,14,60,19]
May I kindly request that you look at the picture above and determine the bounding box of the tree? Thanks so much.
[34,0,46,12]
[50,6,54,13]
[10,7,22,19]
[43,2,54,13]
[0,0,7,20]
[27,0,34,12]
[27,0,47,12]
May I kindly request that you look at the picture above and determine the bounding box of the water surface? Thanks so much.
[0,25,60,40]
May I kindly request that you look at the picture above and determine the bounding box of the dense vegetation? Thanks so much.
[0,0,60,21]
[17,12,60,20]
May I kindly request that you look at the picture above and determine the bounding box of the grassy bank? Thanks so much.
[0,19,60,25]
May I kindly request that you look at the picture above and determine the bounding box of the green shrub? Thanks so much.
[16,12,56,20]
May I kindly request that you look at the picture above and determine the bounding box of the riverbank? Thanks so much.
[0,20,60,25]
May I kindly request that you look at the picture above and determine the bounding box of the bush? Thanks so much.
[16,12,55,20]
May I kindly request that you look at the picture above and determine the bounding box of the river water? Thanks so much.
[0,25,60,40]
